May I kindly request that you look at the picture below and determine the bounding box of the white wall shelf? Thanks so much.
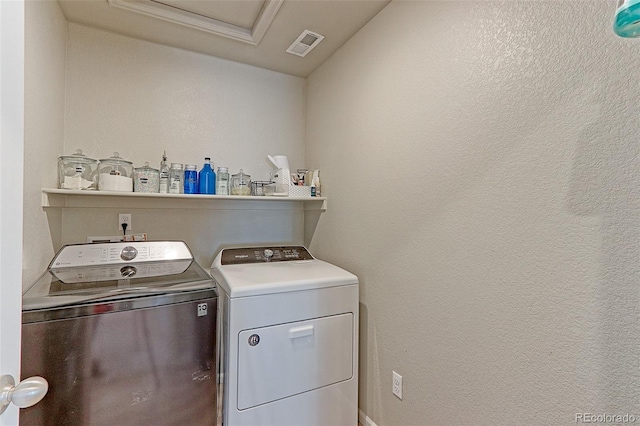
[42,188,327,211]
[42,188,326,246]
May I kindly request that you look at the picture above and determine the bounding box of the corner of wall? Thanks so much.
[23,0,67,286]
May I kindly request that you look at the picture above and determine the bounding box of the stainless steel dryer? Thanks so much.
[21,241,218,426]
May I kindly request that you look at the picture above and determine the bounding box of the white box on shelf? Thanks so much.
[289,185,312,197]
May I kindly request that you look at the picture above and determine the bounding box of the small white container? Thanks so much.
[288,185,312,197]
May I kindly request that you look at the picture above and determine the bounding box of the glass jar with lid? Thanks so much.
[98,152,133,192]
[133,162,160,193]
[57,149,98,190]
[230,169,251,196]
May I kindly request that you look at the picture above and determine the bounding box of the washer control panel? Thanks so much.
[50,241,193,268]
[220,246,314,265]
[50,259,192,284]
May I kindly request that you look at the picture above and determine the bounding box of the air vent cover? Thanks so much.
[286,30,325,57]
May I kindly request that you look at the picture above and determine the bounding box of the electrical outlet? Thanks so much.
[392,371,402,400]
[118,213,132,231]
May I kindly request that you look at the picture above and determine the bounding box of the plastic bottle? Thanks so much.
[159,151,170,193]
[198,158,216,195]
[314,171,321,197]
[614,0,640,37]
[184,164,198,194]
[216,167,229,195]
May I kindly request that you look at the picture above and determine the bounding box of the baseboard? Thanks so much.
[359,409,378,426]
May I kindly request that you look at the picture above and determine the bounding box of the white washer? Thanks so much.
[211,246,358,426]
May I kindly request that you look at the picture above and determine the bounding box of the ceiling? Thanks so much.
[58,0,391,78]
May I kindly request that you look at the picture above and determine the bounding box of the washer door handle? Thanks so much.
[288,325,314,339]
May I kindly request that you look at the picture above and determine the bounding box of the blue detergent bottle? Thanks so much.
[198,157,216,195]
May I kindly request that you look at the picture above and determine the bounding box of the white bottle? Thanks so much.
[315,176,321,197]
[311,170,321,197]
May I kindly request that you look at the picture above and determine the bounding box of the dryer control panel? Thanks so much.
[221,246,314,265]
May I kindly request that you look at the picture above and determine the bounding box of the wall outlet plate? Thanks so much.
[118,213,132,231]
[392,371,402,400]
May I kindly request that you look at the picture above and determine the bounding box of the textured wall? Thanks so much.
[23,0,66,286]
[64,23,306,179]
[306,1,638,425]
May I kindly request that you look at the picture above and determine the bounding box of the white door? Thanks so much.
[237,313,354,410]
[0,0,25,424]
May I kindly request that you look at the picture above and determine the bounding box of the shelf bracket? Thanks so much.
[41,191,65,208]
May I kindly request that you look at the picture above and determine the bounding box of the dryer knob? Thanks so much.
[120,265,137,278]
[120,246,138,261]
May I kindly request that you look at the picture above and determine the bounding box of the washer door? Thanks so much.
[237,313,353,410]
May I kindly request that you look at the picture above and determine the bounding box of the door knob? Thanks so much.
[0,375,48,415]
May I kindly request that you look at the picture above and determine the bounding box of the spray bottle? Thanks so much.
[159,151,170,193]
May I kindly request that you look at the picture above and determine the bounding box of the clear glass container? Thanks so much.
[58,149,98,190]
[133,162,160,193]
[230,169,251,196]
[98,152,133,192]
[251,181,271,196]
[216,166,229,195]
[169,163,183,194]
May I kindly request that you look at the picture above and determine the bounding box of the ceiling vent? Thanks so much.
[286,30,325,57]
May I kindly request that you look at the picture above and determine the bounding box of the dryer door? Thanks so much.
[237,313,353,410]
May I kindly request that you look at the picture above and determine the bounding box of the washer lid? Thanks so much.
[211,246,358,298]
[23,241,214,311]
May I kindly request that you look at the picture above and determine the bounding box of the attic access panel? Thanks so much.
[155,1,263,28]
[108,0,283,45]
